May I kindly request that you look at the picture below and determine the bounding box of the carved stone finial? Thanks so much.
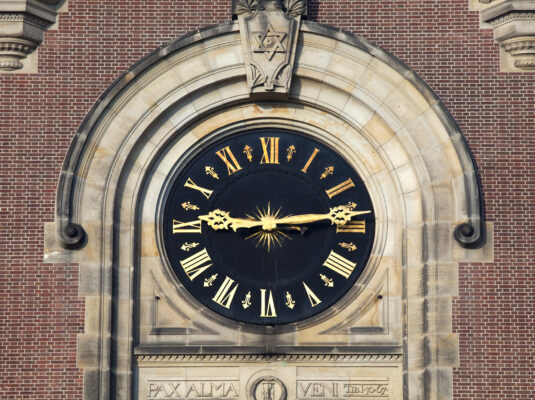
[235,0,306,94]
[0,1,61,72]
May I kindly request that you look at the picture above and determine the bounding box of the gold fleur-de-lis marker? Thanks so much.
[205,166,219,180]
[320,274,334,287]
[286,145,296,162]
[285,292,296,309]
[320,166,334,179]
[181,242,200,252]
[203,274,218,288]
[243,145,253,162]
[339,242,357,252]
[182,201,200,211]
[242,291,252,309]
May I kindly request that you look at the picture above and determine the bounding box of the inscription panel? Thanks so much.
[148,379,239,399]
[297,378,389,399]
[136,356,402,400]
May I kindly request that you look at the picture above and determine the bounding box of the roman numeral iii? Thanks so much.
[260,289,277,317]
[184,177,213,199]
[172,219,202,234]
[180,248,212,281]
[212,276,239,309]
[215,146,242,176]
[336,220,366,233]
[325,178,355,199]
[323,250,357,279]
[260,137,280,164]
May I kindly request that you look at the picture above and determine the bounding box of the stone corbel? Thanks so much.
[0,0,64,72]
[233,0,306,95]
[480,0,535,71]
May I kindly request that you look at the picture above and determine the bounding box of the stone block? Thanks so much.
[77,334,100,368]
[424,333,459,368]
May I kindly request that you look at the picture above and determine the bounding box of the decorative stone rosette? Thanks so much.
[0,0,63,72]
[233,0,306,94]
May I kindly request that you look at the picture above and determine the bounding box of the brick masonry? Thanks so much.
[0,0,533,399]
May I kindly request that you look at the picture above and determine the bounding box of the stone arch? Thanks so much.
[48,20,487,400]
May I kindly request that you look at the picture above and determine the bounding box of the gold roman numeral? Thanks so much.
[323,250,356,279]
[325,178,355,199]
[184,177,213,199]
[212,276,238,309]
[180,248,212,281]
[260,289,277,317]
[215,146,242,176]
[260,137,280,164]
[301,148,320,173]
[336,220,366,233]
[173,219,202,234]
[303,282,322,307]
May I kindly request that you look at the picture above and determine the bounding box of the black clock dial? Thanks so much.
[162,129,375,325]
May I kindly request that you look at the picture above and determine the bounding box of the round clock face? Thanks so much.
[162,129,375,326]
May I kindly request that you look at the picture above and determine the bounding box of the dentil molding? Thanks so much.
[474,0,535,72]
[0,0,65,72]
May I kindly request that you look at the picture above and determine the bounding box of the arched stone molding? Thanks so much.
[47,20,490,400]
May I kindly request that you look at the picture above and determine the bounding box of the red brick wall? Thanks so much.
[0,1,533,398]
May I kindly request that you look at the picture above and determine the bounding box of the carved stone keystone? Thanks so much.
[233,0,306,94]
[0,0,63,72]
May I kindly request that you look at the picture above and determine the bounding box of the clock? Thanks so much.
[162,129,375,326]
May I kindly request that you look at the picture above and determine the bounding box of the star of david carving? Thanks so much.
[253,24,287,61]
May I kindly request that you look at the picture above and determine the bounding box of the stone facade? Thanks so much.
[0,1,534,400]
[44,12,488,399]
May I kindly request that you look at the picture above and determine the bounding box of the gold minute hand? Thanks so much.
[275,205,371,227]
[198,209,263,231]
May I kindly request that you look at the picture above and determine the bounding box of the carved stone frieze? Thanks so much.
[135,354,403,363]
[0,0,65,72]
[234,0,306,94]
[478,0,535,72]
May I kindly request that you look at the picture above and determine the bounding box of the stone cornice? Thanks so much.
[0,0,65,72]
[476,0,535,71]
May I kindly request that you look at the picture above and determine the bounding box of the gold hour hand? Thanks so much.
[198,209,262,231]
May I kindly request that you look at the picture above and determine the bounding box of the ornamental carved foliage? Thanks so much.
[233,0,264,15]
[233,0,307,17]
[284,0,307,17]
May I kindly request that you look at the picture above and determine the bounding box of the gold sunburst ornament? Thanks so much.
[245,203,291,252]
